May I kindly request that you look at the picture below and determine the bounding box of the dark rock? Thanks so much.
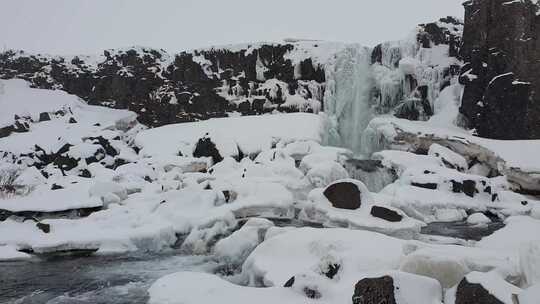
[303,287,321,299]
[370,206,403,222]
[0,125,14,138]
[79,169,92,178]
[459,0,540,139]
[53,155,79,173]
[68,117,77,123]
[87,136,118,157]
[452,180,464,193]
[394,98,432,121]
[462,180,477,198]
[38,112,51,122]
[51,183,63,190]
[454,277,504,304]
[371,44,383,64]
[411,182,438,190]
[352,275,396,304]
[284,276,295,287]
[193,136,223,164]
[324,263,341,279]
[36,222,50,233]
[222,190,232,203]
[323,182,361,210]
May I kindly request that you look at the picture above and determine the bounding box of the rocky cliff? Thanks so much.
[459,0,540,139]
[0,18,462,139]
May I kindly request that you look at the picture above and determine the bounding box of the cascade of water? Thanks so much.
[323,46,374,155]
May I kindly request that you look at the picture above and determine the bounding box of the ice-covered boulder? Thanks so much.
[214,218,274,265]
[148,271,316,304]
[241,228,404,287]
[88,181,128,207]
[370,205,403,222]
[301,179,421,238]
[322,179,369,210]
[352,272,442,304]
[467,213,491,225]
[305,161,349,188]
[445,272,521,304]
[428,143,467,172]
[135,113,325,160]
[400,248,470,288]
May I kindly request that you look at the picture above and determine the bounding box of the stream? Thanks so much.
[0,251,219,304]
[0,220,504,304]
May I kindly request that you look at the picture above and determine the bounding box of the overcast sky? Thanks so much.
[0,0,465,55]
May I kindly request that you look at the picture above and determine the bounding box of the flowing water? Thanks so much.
[0,251,219,304]
[0,219,504,304]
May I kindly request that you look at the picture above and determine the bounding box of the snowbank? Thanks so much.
[135,113,325,158]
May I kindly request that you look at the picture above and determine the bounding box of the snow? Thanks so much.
[519,241,540,286]
[0,179,103,212]
[0,244,31,261]
[362,115,540,174]
[2,22,540,304]
[520,284,540,304]
[135,113,325,158]
[148,271,314,304]
[477,216,540,253]
[305,161,349,188]
[241,227,404,287]
[0,79,137,156]
[0,79,78,128]
[214,218,274,265]
[428,143,467,172]
[467,213,492,225]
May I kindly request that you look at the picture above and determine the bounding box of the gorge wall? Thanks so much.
[459,0,540,139]
[0,18,462,154]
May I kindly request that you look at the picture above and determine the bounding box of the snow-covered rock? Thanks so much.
[467,213,492,225]
[214,218,274,265]
[135,113,325,160]
[241,228,404,288]
[445,271,521,304]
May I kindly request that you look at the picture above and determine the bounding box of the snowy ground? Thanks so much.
[1,77,540,304]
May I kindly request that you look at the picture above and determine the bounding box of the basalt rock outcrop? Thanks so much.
[0,17,464,132]
[0,45,326,127]
[459,0,540,139]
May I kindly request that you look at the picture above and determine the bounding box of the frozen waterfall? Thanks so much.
[323,45,374,155]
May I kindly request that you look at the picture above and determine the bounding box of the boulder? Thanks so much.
[38,112,51,122]
[449,272,521,304]
[353,272,442,304]
[193,135,223,165]
[353,275,396,304]
[323,181,362,210]
[36,222,50,233]
[370,206,403,222]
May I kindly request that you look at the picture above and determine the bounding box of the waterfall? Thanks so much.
[323,45,374,155]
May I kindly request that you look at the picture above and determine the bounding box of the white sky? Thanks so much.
[0,0,465,55]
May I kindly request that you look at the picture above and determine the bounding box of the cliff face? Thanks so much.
[459,0,540,139]
[0,44,327,127]
[0,18,462,139]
